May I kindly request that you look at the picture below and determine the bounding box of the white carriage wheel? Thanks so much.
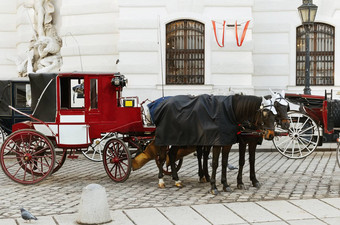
[0,127,6,150]
[81,138,106,162]
[273,111,320,159]
[336,143,340,168]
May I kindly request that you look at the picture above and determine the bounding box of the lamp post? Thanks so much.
[298,0,318,95]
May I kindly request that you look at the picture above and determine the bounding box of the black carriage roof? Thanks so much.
[0,78,30,116]
[58,71,122,76]
[29,73,57,122]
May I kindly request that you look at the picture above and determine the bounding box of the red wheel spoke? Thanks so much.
[32,158,51,168]
[5,160,22,170]
[117,162,126,176]
[109,163,117,173]
[31,146,49,156]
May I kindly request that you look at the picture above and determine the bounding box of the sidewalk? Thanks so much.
[3,198,340,224]
[1,150,340,224]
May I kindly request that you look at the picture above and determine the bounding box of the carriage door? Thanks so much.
[58,76,90,145]
[85,76,101,139]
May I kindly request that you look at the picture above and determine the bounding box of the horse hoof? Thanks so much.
[175,181,183,188]
[237,184,246,190]
[199,177,207,183]
[210,189,219,195]
[158,183,165,188]
[223,186,232,192]
[253,182,261,188]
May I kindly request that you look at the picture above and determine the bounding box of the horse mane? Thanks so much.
[232,94,262,124]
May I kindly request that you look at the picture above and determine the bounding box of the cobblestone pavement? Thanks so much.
[1,149,340,219]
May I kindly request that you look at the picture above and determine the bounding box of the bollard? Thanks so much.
[77,184,112,224]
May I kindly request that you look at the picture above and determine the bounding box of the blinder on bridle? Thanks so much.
[257,98,276,130]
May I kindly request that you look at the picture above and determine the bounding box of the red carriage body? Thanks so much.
[1,72,155,184]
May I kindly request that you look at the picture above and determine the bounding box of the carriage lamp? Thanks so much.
[298,0,318,95]
[112,75,127,87]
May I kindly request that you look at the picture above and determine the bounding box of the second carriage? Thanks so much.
[273,91,340,164]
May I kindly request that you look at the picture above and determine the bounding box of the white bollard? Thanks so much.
[77,184,112,224]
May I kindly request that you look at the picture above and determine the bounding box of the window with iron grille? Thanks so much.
[296,23,335,86]
[166,20,205,85]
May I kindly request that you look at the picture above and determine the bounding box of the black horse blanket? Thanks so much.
[148,95,239,146]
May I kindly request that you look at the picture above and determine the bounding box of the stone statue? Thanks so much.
[10,0,62,77]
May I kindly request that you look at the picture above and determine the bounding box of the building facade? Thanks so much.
[1,0,340,100]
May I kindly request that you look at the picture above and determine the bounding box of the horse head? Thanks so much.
[269,89,290,130]
[258,97,277,140]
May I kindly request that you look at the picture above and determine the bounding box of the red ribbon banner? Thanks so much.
[212,20,226,47]
[235,20,250,47]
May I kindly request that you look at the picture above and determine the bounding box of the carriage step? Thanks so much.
[68,149,79,159]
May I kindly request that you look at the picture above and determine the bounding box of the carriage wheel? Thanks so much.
[52,149,67,174]
[0,129,55,184]
[0,127,6,153]
[336,143,340,168]
[103,138,131,182]
[155,156,183,176]
[81,138,106,162]
[273,111,320,159]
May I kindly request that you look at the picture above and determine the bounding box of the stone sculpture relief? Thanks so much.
[10,0,62,77]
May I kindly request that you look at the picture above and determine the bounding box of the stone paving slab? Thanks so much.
[257,200,315,220]
[225,202,281,223]
[192,203,245,224]
[1,150,340,220]
[289,199,340,218]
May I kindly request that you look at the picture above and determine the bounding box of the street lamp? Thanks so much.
[298,0,318,95]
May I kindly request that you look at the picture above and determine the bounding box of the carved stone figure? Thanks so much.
[10,0,62,77]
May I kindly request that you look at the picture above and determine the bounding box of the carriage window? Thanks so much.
[296,23,335,86]
[60,77,84,109]
[14,83,31,108]
[90,79,98,109]
[166,20,205,85]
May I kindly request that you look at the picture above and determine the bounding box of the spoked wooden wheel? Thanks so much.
[81,138,106,162]
[52,149,67,174]
[273,111,320,159]
[103,138,131,182]
[336,143,340,168]
[155,156,183,176]
[0,129,55,184]
[0,127,6,152]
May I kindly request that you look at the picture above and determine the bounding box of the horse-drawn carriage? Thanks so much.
[273,91,340,164]
[0,72,156,184]
[0,72,283,187]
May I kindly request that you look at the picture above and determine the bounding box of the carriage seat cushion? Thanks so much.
[330,99,340,128]
[150,94,239,146]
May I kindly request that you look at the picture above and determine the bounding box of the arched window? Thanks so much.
[166,20,205,85]
[296,23,335,86]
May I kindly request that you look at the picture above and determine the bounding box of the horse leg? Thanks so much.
[168,146,182,187]
[237,139,246,189]
[202,146,211,182]
[249,139,260,188]
[196,146,205,182]
[157,146,167,188]
[210,146,221,195]
[221,145,232,192]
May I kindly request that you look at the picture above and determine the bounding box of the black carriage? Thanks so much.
[0,78,31,143]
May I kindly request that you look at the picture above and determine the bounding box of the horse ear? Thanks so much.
[264,95,271,100]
